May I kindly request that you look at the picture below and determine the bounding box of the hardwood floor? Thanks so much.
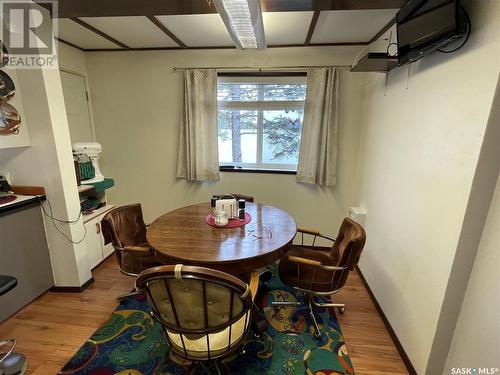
[0,257,132,374]
[0,257,408,374]
[335,271,409,375]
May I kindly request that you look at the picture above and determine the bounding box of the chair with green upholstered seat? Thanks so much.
[135,264,258,373]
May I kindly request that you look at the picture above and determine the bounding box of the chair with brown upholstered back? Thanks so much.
[273,217,366,337]
[136,265,258,372]
[101,204,160,277]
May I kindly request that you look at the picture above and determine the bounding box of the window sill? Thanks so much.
[219,166,297,175]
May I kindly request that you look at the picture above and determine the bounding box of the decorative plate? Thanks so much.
[0,70,15,101]
[0,44,8,68]
[0,102,20,134]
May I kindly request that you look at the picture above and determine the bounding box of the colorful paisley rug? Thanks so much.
[59,265,354,374]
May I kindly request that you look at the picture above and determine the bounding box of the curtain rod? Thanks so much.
[172,65,352,71]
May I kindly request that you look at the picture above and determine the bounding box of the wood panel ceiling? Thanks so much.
[48,0,403,52]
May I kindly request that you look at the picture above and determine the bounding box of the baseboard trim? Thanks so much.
[51,277,95,293]
[355,266,417,375]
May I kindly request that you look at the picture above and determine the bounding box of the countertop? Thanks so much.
[0,194,45,216]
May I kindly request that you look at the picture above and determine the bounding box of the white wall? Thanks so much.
[426,72,500,374]
[85,46,366,233]
[444,172,500,373]
[356,1,500,373]
[58,42,88,76]
[0,20,92,287]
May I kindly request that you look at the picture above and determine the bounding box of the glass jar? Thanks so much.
[214,209,229,227]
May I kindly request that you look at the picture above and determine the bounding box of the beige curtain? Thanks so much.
[296,67,339,186]
[177,69,220,181]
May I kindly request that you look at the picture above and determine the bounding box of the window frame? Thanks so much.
[217,74,307,173]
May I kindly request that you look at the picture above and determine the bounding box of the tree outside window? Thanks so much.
[217,76,306,171]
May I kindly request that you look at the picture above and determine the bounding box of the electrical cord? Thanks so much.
[38,196,82,223]
[37,196,87,244]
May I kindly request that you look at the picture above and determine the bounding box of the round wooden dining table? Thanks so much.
[147,202,297,275]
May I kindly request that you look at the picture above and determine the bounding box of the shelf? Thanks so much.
[81,178,115,193]
[83,204,115,223]
[78,185,94,194]
[351,52,399,73]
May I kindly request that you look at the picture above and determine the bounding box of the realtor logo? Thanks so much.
[0,0,57,68]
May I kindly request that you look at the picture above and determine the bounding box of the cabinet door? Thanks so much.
[0,205,52,321]
[84,217,103,269]
[60,70,93,144]
[98,218,114,259]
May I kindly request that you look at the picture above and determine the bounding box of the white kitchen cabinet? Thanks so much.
[100,228,114,259]
[83,205,115,269]
[0,69,31,149]
[84,216,103,269]
[0,204,53,321]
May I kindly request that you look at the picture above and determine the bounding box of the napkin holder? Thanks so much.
[216,195,237,219]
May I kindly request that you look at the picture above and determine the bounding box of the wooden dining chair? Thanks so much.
[136,264,259,373]
[101,204,161,277]
[273,217,366,338]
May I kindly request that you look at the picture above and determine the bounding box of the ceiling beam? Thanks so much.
[45,0,404,18]
[83,46,235,52]
[147,16,186,48]
[70,18,130,49]
[45,0,215,18]
[262,0,404,12]
[56,37,84,51]
[304,10,320,45]
[79,42,368,52]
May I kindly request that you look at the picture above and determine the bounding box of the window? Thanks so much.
[217,75,306,172]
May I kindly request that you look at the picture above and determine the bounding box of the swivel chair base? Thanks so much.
[0,340,27,375]
[272,294,345,338]
[0,277,27,375]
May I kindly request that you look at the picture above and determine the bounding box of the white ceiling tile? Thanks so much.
[263,11,313,45]
[79,16,179,48]
[55,19,121,49]
[156,14,233,47]
[311,9,398,44]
